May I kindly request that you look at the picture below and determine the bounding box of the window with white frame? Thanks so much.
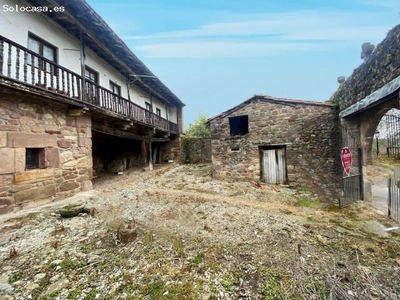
[110,81,121,96]
[145,102,152,112]
[28,33,57,74]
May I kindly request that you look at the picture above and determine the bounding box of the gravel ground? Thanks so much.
[1,164,400,300]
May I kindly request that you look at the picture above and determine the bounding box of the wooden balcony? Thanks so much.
[0,35,178,134]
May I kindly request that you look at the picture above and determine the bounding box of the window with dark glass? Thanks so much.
[26,148,39,169]
[25,148,46,169]
[110,81,121,96]
[27,33,57,74]
[145,102,152,112]
[229,115,249,136]
[156,108,161,116]
[85,66,99,101]
[85,66,98,83]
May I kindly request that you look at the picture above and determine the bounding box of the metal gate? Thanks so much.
[384,111,400,158]
[388,169,400,222]
[261,148,286,184]
[340,148,363,207]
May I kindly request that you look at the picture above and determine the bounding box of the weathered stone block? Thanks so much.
[0,187,9,194]
[14,169,54,184]
[59,152,74,164]
[0,148,15,173]
[9,183,31,193]
[57,139,71,148]
[0,197,13,205]
[8,133,57,148]
[59,182,80,192]
[0,204,13,214]
[78,137,92,147]
[45,148,60,168]
[0,174,13,186]
[0,132,6,147]
[85,127,92,138]
[15,148,25,172]
[77,158,91,168]
[0,125,18,131]
[81,180,93,191]
[14,184,56,203]
[45,126,61,134]
[76,175,89,182]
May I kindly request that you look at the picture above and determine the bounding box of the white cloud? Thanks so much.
[125,9,396,58]
[135,41,330,58]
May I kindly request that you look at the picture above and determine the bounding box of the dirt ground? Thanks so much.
[1,163,400,300]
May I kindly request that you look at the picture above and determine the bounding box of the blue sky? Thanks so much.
[87,0,399,128]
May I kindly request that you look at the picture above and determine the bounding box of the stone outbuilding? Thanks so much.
[208,95,341,201]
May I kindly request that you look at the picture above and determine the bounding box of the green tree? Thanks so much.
[185,113,211,138]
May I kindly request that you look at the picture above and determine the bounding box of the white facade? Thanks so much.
[0,0,177,124]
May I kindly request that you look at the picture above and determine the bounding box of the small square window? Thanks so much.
[229,115,249,136]
[156,108,161,116]
[26,148,45,169]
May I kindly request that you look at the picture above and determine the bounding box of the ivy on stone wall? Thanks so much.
[181,137,211,164]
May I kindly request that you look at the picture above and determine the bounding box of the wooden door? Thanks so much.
[262,148,286,184]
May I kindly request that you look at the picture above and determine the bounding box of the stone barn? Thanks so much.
[208,95,341,202]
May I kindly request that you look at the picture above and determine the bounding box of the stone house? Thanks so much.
[0,0,185,213]
[208,95,341,201]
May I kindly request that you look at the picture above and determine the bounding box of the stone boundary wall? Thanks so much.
[0,91,93,214]
[182,137,211,164]
[331,24,400,110]
[160,136,182,163]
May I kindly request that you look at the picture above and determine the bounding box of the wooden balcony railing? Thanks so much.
[0,35,178,134]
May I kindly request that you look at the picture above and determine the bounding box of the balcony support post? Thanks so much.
[80,30,86,102]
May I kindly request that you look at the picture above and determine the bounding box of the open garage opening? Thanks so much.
[92,131,169,176]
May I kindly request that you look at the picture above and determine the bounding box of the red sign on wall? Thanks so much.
[341,147,353,176]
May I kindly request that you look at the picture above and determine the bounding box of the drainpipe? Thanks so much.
[125,73,131,101]
[80,30,86,102]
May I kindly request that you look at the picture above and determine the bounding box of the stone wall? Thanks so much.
[0,92,92,214]
[160,136,182,163]
[210,97,341,201]
[182,137,211,164]
[331,24,400,110]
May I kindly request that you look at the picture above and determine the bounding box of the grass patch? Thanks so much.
[8,272,22,284]
[261,276,281,300]
[292,197,320,208]
[192,252,204,266]
[60,259,85,271]
[83,289,98,300]
[376,155,400,170]
[221,275,235,291]
[67,289,82,299]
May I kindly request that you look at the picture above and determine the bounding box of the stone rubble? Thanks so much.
[0,164,399,299]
